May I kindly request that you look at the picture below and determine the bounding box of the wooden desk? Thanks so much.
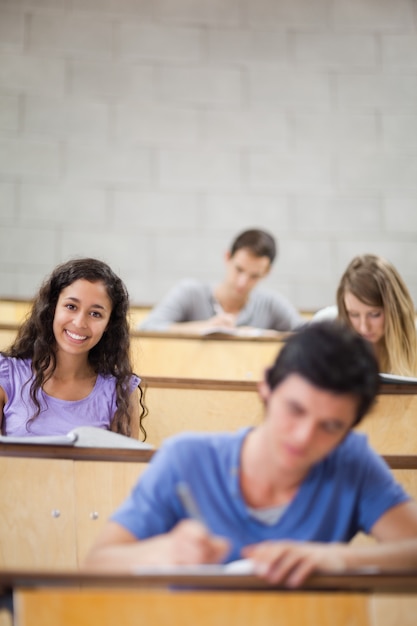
[128,305,152,329]
[143,376,263,446]
[1,570,417,626]
[356,382,417,455]
[0,447,152,571]
[142,375,417,454]
[0,324,18,352]
[0,443,153,463]
[132,331,286,380]
[0,300,32,326]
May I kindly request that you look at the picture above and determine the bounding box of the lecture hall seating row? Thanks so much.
[1,299,417,626]
[143,375,417,454]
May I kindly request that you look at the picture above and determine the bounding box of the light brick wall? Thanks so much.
[0,0,416,310]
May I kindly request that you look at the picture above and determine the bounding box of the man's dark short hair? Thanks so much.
[230,229,277,264]
[265,321,380,425]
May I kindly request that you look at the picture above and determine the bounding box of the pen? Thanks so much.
[176,481,206,525]
[213,302,224,316]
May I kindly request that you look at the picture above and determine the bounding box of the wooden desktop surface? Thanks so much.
[0,443,154,462]
[3,569,417,626]
[1,567,417,592]
[0,441,415,470]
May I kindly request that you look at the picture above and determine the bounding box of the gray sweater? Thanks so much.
[139,279,303,332]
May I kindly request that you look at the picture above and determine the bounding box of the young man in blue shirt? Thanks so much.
[85,321,417,586]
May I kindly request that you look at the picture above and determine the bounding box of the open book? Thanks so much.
[0,425,154,449]
[200,327,266,338]
[133,558,255,576]
[379,373,417,385]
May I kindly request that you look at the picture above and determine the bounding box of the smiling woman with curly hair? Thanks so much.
[0,258,147,439]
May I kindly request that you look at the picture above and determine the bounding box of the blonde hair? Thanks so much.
[336,254,417,376]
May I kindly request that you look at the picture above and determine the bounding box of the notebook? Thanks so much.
[0,425,154,449]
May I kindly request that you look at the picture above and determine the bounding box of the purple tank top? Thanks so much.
[0,355,139,436]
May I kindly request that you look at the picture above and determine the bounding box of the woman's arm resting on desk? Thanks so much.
[83,520,230,572]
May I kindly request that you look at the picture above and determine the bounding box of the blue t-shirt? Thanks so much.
[111,428,409,562]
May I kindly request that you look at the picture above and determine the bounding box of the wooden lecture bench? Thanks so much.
[0,299,32,326]
[142,376,417,455]
[0,324,18,353]
[131,330,286,380]
[0,446,152,571]
[1,569,417,626]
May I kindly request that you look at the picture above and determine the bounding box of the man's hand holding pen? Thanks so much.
[166,519,230,565]
[172,482,230,564]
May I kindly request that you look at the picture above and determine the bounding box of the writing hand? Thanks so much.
[165,519,230,565]
[207,313,237,329]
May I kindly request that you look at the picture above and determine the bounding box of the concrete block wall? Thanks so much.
[0,0,416,311]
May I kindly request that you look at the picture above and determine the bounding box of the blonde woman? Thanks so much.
[336,254,417,376]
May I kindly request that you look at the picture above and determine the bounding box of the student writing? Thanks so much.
[139,228,303,335]
[84,321,417,586]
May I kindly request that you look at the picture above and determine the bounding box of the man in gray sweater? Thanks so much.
[139,229,303,335]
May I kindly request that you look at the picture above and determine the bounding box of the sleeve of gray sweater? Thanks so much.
[139,279,215,330]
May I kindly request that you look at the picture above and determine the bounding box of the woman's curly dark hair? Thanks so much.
[4,258,147,439]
